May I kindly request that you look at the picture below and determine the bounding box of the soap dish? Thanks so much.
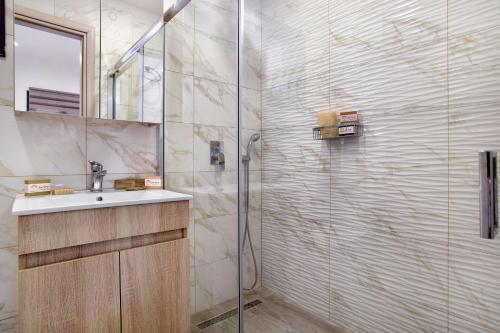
[313,124,363,140]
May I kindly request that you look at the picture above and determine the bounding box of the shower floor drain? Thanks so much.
[196,299,263,329]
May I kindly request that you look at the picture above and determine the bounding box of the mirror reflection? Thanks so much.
[14,20,83,116]
[12,0,164,124]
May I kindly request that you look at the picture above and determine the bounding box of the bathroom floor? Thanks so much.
[191,288,339,333]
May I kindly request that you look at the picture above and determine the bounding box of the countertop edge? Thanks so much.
[12,193,193,217]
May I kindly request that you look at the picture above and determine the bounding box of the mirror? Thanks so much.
[12,0,164,124]
[14,20,84,117]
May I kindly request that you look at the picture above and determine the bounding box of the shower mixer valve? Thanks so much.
[210,141,225,171]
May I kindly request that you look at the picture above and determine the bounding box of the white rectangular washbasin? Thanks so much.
[12,190,192,216]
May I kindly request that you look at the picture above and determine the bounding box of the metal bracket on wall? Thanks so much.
[479,150,498,239]
[1,0,5,57]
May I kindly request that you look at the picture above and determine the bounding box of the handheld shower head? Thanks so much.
[243,133,261,163]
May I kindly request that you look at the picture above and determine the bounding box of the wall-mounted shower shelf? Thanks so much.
[313,124,363,140]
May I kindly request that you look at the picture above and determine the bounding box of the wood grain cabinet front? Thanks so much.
[120,239,190,333]
[19,252,121,333]
[17,201,191,333]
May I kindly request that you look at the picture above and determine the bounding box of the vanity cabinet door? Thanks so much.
[19,252,121,333]
[120,239,190,333]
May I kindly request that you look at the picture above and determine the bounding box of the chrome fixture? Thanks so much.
[242,133,260,163]
[479,151,498,239]
[89,161,107,193]
[242,133,260,290]
[210,141,225,171]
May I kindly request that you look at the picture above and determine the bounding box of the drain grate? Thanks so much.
[196,299,263,329]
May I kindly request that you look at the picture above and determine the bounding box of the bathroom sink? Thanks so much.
[12,190,192,216]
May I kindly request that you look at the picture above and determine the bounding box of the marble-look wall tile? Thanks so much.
[194,0,237,43]
[0,110,86,177]
[165,72,194,124]
[241,88,261,131]
[241,47,261,91]
[193,125,236,172]
[194,32,237,84]
[166,122,194,173]
[243,0,262,52]
[87,118,158,174]
[194,214,237,266]
[14,0,54,15]
[0,247,18,322]
[193,78,236,127]
[193,171,237,220]
[195,256,238,313]
[164,20,194,76]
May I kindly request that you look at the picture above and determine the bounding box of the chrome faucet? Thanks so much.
[89,161,107,192]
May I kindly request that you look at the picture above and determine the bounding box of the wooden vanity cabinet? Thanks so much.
[17,201,190,333]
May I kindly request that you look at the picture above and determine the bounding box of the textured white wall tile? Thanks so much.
[262,0,329,88]
[262,170,330,319]
[262,74,330,129]
[449,103,500,256]
[449,28,500,106]
[449,245,500,333]
[262,126,330,172]
[331,0,447,109]
[331,232,448,333]
[330,106,448,176]
[448,0,500,36]
[331,174,448,242]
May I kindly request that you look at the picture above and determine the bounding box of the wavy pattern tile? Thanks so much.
[262,171,330,319]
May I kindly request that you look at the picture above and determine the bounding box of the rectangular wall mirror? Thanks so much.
[12,0,164,124]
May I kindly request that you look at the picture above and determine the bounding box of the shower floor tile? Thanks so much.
[191,287,340,333]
